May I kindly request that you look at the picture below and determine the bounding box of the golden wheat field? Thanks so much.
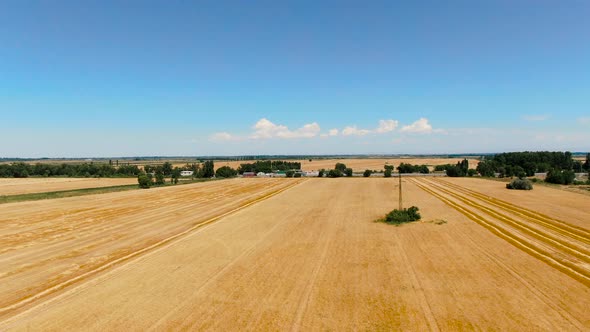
[0,178,138,196]
[213,158,481,172]
[1,177,589,330]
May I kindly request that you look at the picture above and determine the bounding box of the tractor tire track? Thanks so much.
[434,178,590,244]
[409,178,590,287]
[419,178,590,263]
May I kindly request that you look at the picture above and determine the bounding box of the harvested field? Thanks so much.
[0,178,302,321]
[0,178,138,196]
[410,177,590,287]
[1,178,589,330]
[214,158,480,172]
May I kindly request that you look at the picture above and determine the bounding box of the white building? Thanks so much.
[180,170,194,177]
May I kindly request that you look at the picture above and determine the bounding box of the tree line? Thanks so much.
[397,163,429,174]
[0,162,142,178]
[237,160,301,174]
[434,159,474,177]
[138,160,240,189]
[475,151,589,184]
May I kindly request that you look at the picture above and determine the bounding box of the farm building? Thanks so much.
[271,172,287,178]
[243,172,256,178]
[257,172,268,177]
[180,171,194,177]
[305,171,319,177]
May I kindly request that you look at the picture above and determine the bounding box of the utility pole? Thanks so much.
[398,172,403,210]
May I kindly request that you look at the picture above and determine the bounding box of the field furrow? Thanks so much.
[420,178,590,262]
[411,178,590,287]
[0,178,304,317]
[433,178,590,244]
[2,178,589,330]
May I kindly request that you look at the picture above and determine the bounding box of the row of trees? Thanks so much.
[0,162,142,178]
[475,152,589,185]
[237,160,301,174]
[475,152,583,178]
[138,161,240,189]
[433,159,473,177]
[397,163,429,174]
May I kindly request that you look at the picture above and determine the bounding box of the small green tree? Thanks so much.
[344,168,353,177]
[202,160,215,178]
[382,206,421,224]
[215,166,238,178]
[335,163,347,172]
[318,169,325,177]
[363,169,372,177]
[476,161,495,177]
[545,169,575,185]
[138,174,152,189]
[162,162,173,176]
[583,153,590,171]
[327,169,342,178]
[155,170,165,185]
[384,169,392,177]
[446,165,462,177]
[419,165,430,174]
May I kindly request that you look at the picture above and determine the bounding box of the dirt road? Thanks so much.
[1,178,588,330]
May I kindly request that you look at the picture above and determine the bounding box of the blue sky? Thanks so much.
[1,1,589,157]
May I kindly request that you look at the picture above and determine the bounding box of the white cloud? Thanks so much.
[321,128,340,138]
[578,117,590,125]
[341,119,399,136]
[209,132,236,142]
[522,114,550,121]
[250,118,320,139]
[375,119,399,133]
[400,118,433,134]
[342,126,371,136]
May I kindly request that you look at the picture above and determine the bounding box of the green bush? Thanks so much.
[383,206,421,224]
[215,166,238,178]
[335,163,347,172]
[318,169,325,177]
[506,178,533,190]
[363,169,372,177]
[445,165,462,177]
[327,169,342,178]
[294,172,302,178]
[286,170,295,178]
[155,171,165,185]
[344,168,353,177]
[384,169,392,177]
[545,169,575,185]
[137,174,152,189]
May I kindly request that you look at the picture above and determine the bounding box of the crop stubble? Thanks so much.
[0,178,302,319]
[0,178,139,196]
[1,178,589,330]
